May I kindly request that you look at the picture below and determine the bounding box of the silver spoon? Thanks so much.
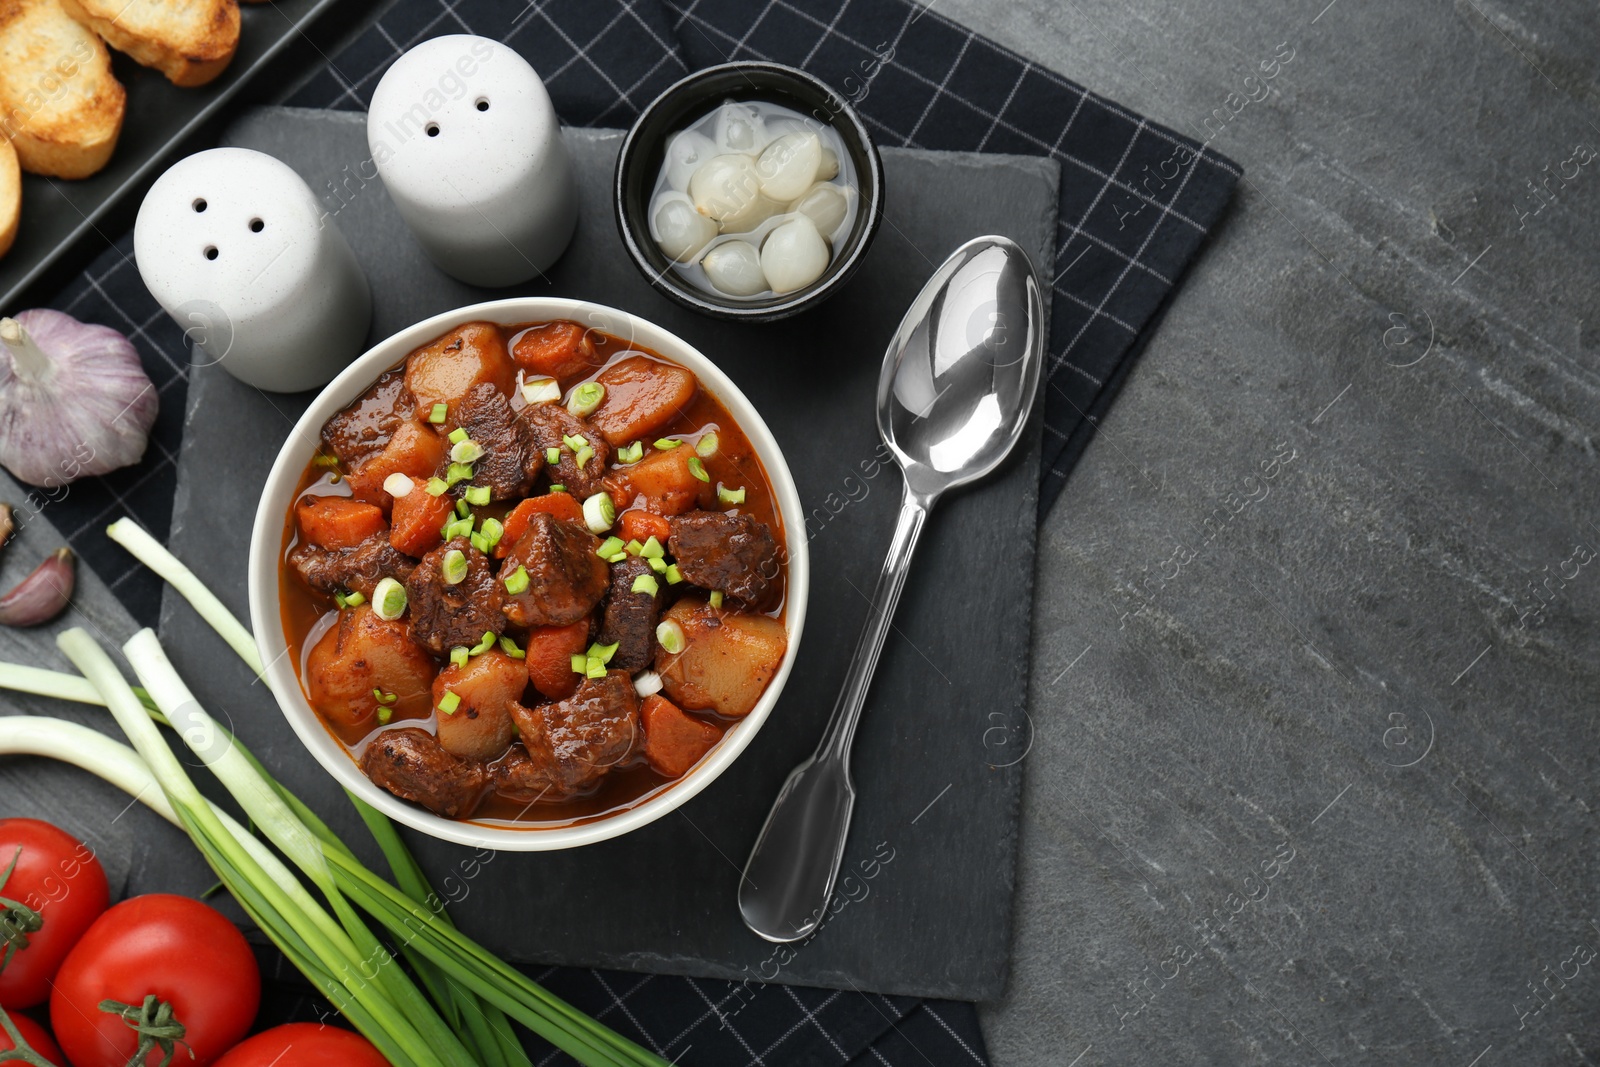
[738,235,1044,943]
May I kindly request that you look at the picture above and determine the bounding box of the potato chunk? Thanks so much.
[404,322,515,429]
[588,355,698,447]
[656,597,788,717]
[307,607,436,732]
[432,649,525,761]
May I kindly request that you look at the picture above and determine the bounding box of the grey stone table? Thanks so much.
[931,0,1600,1064]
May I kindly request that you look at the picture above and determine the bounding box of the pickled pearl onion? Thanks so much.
[760,216,829,294]
[664,130,717,192]
[755,132,822,202]
[689,154,761,221]
[651,191,717,263]
[701,241,768,296]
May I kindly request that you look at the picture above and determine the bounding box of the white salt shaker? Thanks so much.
[134,147,372,393]
[367,35,578,287]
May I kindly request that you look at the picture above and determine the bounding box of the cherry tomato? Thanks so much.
[50,894,260,1067]
[213,1024,390,1067]
[0,818,109,1009]
[0,1014,65,1067]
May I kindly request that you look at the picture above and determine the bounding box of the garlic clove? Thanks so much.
[0,546,75,627]
[650,191,718,262]
[0,310,157,489]
[789,182,852,237]
[701,241,768,296]
[760,216,831,294]
[688,154,762,223]
[664,130,717,192]
[713,103,767,154]
[755,132,823,203]
[0,504,12,553]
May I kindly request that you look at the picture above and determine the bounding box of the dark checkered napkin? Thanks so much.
[41,0,1239,1061]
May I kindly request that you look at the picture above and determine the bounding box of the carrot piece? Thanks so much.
[497,493,585,556]
[525,620,591,699]
[588,355,698,447]
[389,477,454,557]
[297,496,387,550]
[618,509,671,545]
[346,420,446,505]
[641,694,721,778]
[510,321,600,381]
[624,447,703,516]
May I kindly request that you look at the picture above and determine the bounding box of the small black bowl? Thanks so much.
[615,62,884,323]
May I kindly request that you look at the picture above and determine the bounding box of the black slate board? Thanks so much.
[153,106,1056,1000]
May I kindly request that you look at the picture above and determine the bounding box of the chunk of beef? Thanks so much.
[495,671,640,801]
[455,381,541,501]
[361,727,491,818]
[517,404,610,499]
[321,370,412,468]
[668,511,782,611]
[599,556,660,671]
[499,512,608,628]
[290,532,416,599]
[405,537,504,656]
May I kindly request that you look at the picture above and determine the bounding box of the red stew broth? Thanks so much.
[278,321,787,828]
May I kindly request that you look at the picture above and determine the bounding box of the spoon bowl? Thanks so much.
[738,235,1043,942]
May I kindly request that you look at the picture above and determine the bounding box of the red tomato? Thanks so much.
[50,894,260,1067]
[213,1024,389,1067]
[0,818,109,1009]
[0,1014,65,1066]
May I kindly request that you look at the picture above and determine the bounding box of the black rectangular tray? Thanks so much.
[154,106,1057,1000]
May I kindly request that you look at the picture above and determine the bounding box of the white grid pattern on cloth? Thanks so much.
[36,0,1239,1060]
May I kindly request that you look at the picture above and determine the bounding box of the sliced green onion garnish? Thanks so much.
[480,518,503,548]
[688,456,710,482]
[504,565,529,594]
[574,445,595,469]
[632,574,659,596]
[344,591,366,607]
[656,619,686,655]
[446,462,473,486]
[718,484,746,505]
[383,472,413,498]
[441,549,468,585]
[640,535,665,559]
[548,484,566,493]
[665,563,683,585]
[562,433,587,452]
[624,539,644,556]
[449,646,468,669]
[464,485,491,506]
[499,636,525,659]
[313,453,339,469]
[647,556,668,574]
[546,446,561,466]
[469,631,495,656]
[425,477,449,497]
[585,656,607,679]
[710,590,724,608]
[450,440,484,464]
[445,517,474,540]
[470,532,489,554]
[376,705,393,723]
[455,498,471,519]
[655,438,681,450]
[428,402,447,423]
[582,491,615,534]
[570,653,587,675]
[606,551,628,563]
[566,381,605,418]
[372,687,397,705]
[372,577,407,619]
[522,376,560,404]
[448,427,469,444]
[617,441,643,464]
[596,536,625,558]
[695,432,719,457]
[437,690,460,715]
[587,641,620,664]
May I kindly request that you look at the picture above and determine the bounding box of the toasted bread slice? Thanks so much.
[59,0,238,88]
[0,137,18,257]
[0,0,125,178]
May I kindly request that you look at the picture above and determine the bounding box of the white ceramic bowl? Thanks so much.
[248,297,808,851]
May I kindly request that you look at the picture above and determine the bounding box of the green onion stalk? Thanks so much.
[0,517,669,1067]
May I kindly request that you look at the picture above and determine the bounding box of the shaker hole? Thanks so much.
[249,218,264,232]
[204,246,219,260]
[426,122,440,137]
[192,198,207,212]
[475,97,489,111]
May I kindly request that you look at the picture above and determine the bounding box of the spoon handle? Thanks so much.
[816,481,930,763]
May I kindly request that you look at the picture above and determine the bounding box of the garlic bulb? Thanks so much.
[760,216,830,294]
[664,130,717,192]
[790,182,852,236]
[701,241,768,296]
[713,103,767,154]
[756,132,822,202]
[650,191,717,262]
[0,310,157,488]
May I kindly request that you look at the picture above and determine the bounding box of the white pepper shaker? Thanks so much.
[134,147,372,393]
[367,35,578,288]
